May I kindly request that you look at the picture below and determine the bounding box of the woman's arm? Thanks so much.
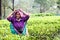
[21,15,29,22]
[19,9,29,15]
[19,9,30,22]
[7,12,14,22]
[7,12,13,18]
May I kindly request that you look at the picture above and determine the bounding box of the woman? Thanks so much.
[7,9,29,35]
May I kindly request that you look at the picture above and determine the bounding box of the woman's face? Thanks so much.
[16,13,21,19]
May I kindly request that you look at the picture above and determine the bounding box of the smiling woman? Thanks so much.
[7,9,30,36]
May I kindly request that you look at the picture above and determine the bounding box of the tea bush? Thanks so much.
[31,13,55,17]
[0,16,60,40]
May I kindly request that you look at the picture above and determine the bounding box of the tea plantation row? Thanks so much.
[0,16,60,40]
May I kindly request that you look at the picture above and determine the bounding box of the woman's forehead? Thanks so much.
[16,13,20,15]
[15,11,20,14]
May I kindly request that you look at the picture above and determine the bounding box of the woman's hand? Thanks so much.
[19,9,30,17]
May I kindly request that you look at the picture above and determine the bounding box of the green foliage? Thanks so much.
[57,0,60,4]
[34,0,57,13]
[27,16,60,40]
[57,0,60,9]
[0,16,60,40]
[31,13,55,17]
[2,0,8,7]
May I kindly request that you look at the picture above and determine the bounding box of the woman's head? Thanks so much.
[13,9,25,19]
[15,11,21,19]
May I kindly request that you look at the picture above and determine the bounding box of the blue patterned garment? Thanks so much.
[10,22,27,35]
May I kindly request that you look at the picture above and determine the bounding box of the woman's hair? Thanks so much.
[15,11,20,15]
[12,9,21,17]
[12,9,26,18]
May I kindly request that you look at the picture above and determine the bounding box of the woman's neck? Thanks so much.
[17,18,20,20]
[16,18,21,21]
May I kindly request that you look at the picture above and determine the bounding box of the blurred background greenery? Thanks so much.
[0,0,60,19]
